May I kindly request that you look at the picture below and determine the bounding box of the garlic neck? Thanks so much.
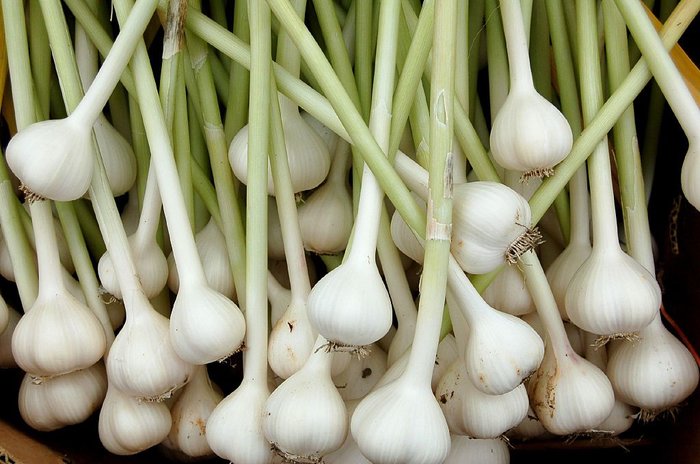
[31,201,66,300]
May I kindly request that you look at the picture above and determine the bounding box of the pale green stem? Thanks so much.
[28,0,51,119]
[223,0,250,143]
[486,0,510,114]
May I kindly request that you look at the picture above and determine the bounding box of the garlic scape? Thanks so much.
[263,335,348,462]
[5,0,159,201]
[489,0,572,178]
[443,436,510,464]
[18,363,107,432]
[98,384,172,455]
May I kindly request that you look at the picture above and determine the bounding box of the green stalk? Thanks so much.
[354,0,373,120]
[28,0,51,119]
[452,0,469,182]
[602,0,654,272]
[73,199,107,258]
[530,0,550,99]
[207,51,230,103]
[244,0,272,382]
[186,0,247,306]
[485,0,509,116]
[128,99,150,207]
[404,0,457,385]
[190,159,223,228]
[223,0,250,143]
[467,0,485,121]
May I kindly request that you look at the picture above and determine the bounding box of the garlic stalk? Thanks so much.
[521,312,585,356]
[565,0,660,339]
[12,201,106,378]
[98,384,172,455]
[6,0,159,201]
[521,251,615,435]
[18,362,107,432]
[164,365,222,459]
[489,0,573,178]
[263,335,348,462]
[443,436,510,464]
[297,139,354,254]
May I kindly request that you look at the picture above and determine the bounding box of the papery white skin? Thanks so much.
[307,255,393,347]
[164,365,222,459]
[268,297,316,380]
[522,313,584,356]
[98,385,172,455]
[333,343,387,400]
[545,240,592,320]
[18,206,76,275]
[99,233,168,299]
[167,218,237,299]
[431,334,459,391]
[324,400,371,464]
[681,142,700,211]
[351,377,451,464]
[18,362,107,431]
[489,89,573,175]
[6,117,94,201]
[451,181,534,274]
[436,358,528,438]
[564,246,660,337]
[169,282,245,364]
[0,294,8,334]
[298,177,353,254]
[483,263,535,316]
[229,94,330,195]
[528,341,615,435]
[606,315,699,414]
[120,189,141,235]
[0,307,20,368]
[107,293,192,400]
[268,272,292,326]
[390,198,425,264]
[507,406,550,441]
[12,290,106,378]
[206,378,274,464]
[444,436,510,464]
[263,336,347,461]
[93,115,137,196]
[267,197,287,260]
[301,111,340,154]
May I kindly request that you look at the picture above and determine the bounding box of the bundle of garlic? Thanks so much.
[0,0,699,463]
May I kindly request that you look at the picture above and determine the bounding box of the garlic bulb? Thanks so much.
[333,343,387,401]
[443,436,510,464]
[529,341,615,435]
[263,336,347,462]
[206,378,274,464]
[165,365,222,459]
[390,193,426,265]
[452,182,539,274]
[229,94,330,195]
[93,114,137,197]
[521,313,585,356]
[431,334,459,391]
[0,293,8,334]
[482,263,535,316]
[545,239,592,320]
[18,362,107,431]
[168,218,237,299]
[268,297,316,379]
[507,406,550,441]
[107,292,192,400]
[606,314,699,416]
[351,377,451,464]
[307,253,393,349]
[6,117,94,201]
[298,140,353,254]
[169,281,245,364]
[106,297,126,331]
[324,400,372,464]
[268,272,292,326]
[99,233,168,299]
[564,245,660,337]
[12,289,106,378]
[436,358,529,438]
[98,384,172,455]
[0,307,20,368]
[681,142,700,211]
[301,111,340,154]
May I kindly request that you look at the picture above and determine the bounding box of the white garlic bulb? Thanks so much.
[681,142,700,211]
[452,182,539,274]
[169,282,245,364]
[98,233,168,299]
[606,315,699,415]
[333,343,387,400]
[206,378,274,464]
[18,362,107,431]
[98,384,172,455]
[507,406,550,440]
[268,272,292,326]
[431,334,459,391]
[390,193,426,265]
[229,94,330,195]
[324,400,372,464]
[107,293,192,400]
[12,289,106,378]
[268,297,316,379]
[301,111,340,154]
[483,263,535,316]
[307,253,393,348]
[165,365,222,459]
[6,117,94,201]
[351,377,451,464]
[565,246,660,337]
[490,88,573,177]
[521,313,585,356]
[443,436,510,464]
[0,306,20,368]
[263,336,347,462]
[168,218,237,300]
[528,341,615,435]
[93,115,137,197]
[545,239,592,320]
